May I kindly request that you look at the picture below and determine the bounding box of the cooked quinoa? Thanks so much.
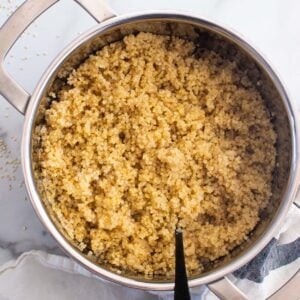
[34,32,276,276]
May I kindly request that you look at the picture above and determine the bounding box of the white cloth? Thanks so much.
[0,251,155,300]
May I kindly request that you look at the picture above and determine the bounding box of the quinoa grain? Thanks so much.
[34,33,276,276]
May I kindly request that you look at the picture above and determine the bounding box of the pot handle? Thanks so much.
[207,197,300,300]
[0,0,115,114]
[207,276,249,300]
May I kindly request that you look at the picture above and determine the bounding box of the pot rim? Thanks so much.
[21,11,299,290]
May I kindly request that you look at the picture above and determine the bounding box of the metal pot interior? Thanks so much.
[31,15,293,284]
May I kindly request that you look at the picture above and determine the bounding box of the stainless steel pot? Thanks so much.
[0,1,299,299]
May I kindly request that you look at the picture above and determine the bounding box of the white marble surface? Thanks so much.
[0,0,299,286]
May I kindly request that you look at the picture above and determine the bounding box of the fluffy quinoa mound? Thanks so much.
[34,32,276,276]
